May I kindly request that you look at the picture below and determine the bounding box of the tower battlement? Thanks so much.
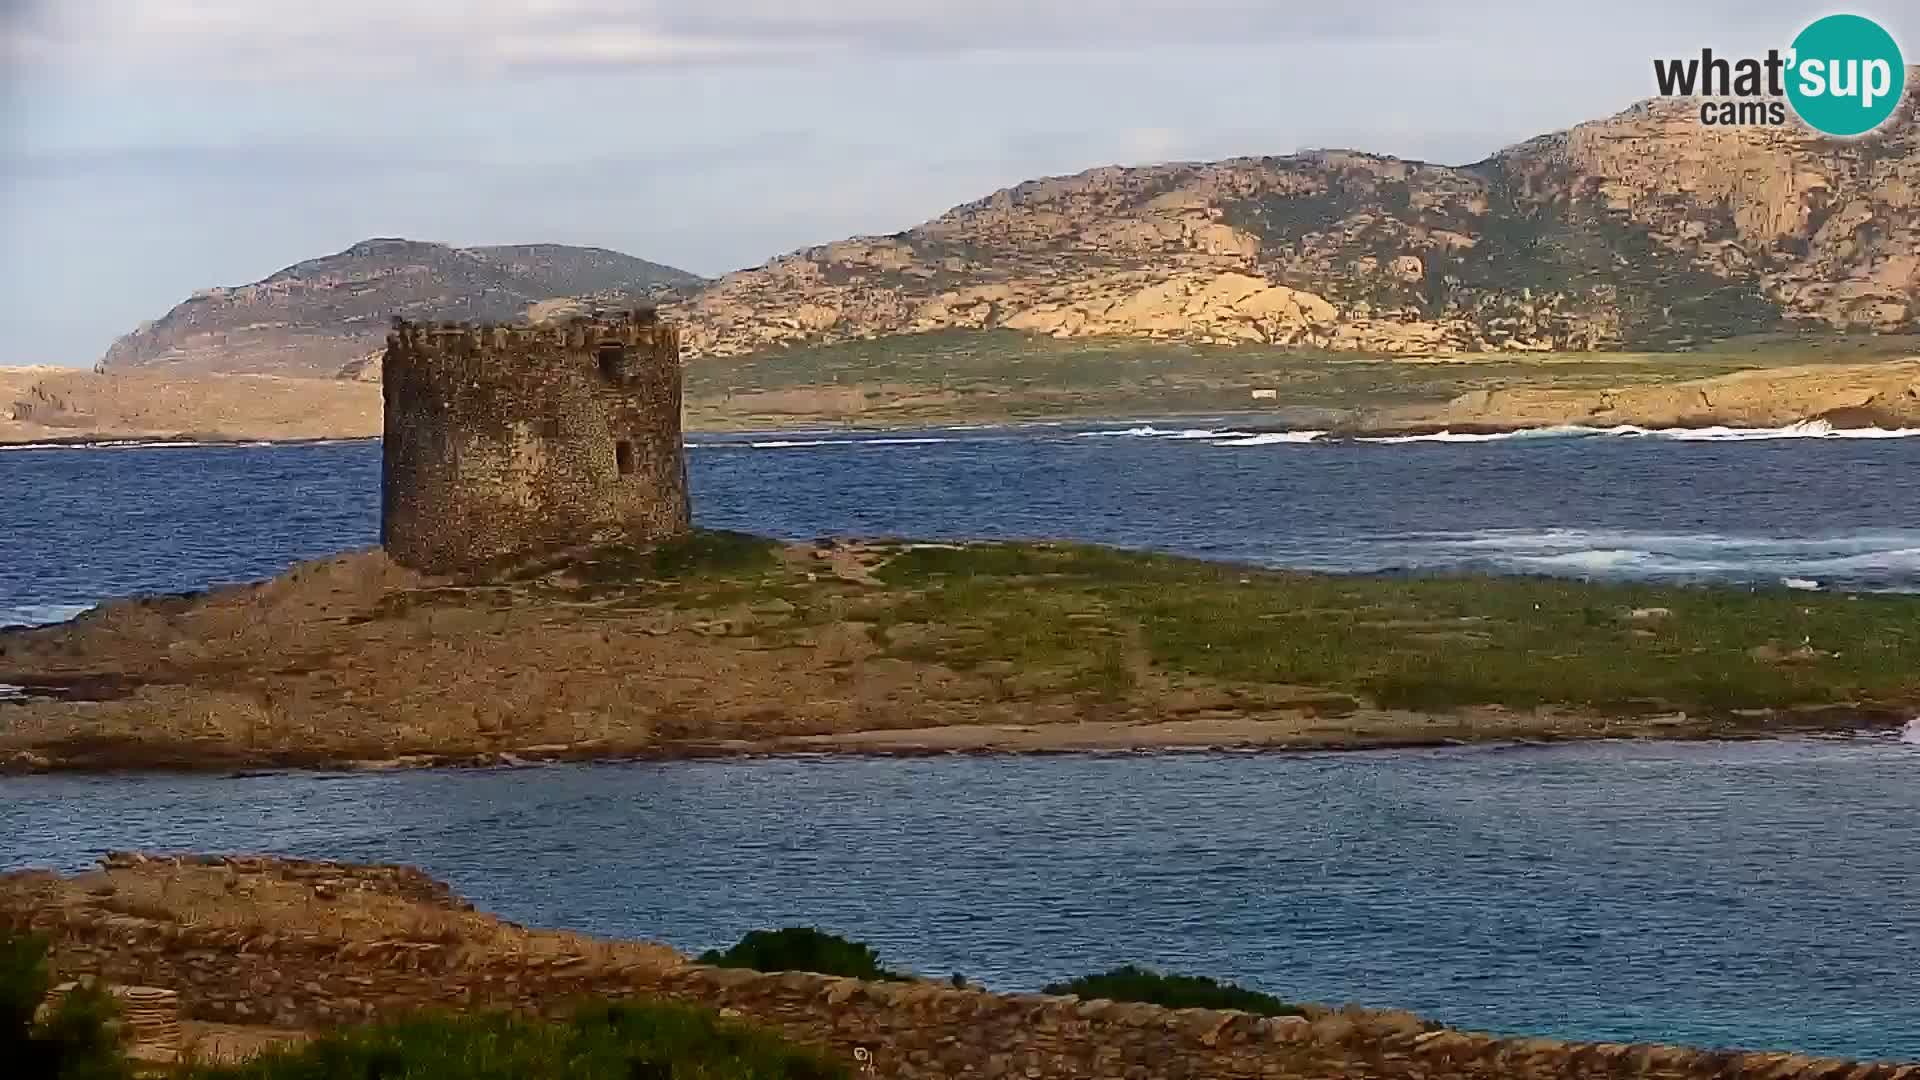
[384,310,674,372]
[380,309,691,575]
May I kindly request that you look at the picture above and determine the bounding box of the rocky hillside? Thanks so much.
[684,81,1919,357]
[101,239,704,377]
[99,85,1920,373]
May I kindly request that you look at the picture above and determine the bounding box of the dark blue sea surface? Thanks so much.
[3,422,1919,623]
[3,740,1919,1058]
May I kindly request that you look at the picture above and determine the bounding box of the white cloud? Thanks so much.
[12,0,1874,81]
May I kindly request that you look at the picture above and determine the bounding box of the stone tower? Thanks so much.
[380,309,691,575]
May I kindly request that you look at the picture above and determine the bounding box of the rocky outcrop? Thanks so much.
[1355,358,1920,433]
[681,80,1919,358]
[4,854,1912,1079]
[100,240,703,377]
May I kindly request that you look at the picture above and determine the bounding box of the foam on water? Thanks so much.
[0,603,94,627]
[1214,421,1920,447]
[1338,528,1920,591]
[1077,425,1254,440]
[1901,718,1920,745]
[1214,430,1328,446]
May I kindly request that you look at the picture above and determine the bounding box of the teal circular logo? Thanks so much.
[1786,14,1905,136]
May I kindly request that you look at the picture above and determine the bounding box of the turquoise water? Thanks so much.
[4,739,1918,1059]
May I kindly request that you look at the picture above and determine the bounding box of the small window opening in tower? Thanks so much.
[597,344,626,384]
[615,440,636,476]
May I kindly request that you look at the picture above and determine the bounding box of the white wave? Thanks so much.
[1405,528,1920,556]
[0,603,94,627]
[1650,420,1920,441]
[0,439,220,451]
[716,436,965,449]
[1901,718,1920,745]
[1075,425,1253,441]
[1508,548,1654,572]
[1361,430,1520,444]
[1344,528,1920,590]
[1214,431,1327,446]
[1352,420,1920,444]
[0,684,24,702]
[1793,548,1920,573]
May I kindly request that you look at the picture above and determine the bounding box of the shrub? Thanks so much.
[188,1000,846,1080]
[0,930,130,1080]
[1043,965,1305,1017]
[697,928,903,981]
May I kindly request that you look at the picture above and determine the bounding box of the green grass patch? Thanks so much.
[570,531,781,583]
[697,928,905,981]
[862,541,1920,714]
[686,328,1920,425]
[1043,965,1305,1018]
[189,1001,846,1080]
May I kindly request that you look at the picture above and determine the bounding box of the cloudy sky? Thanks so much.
[1,1,1911,365]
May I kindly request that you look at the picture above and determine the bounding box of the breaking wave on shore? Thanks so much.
[0,603,95,628]
[1342,529,1920,593]
[690,419,1920,450]
[1344,420,1920,444]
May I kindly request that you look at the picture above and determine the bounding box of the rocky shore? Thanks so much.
[9,351,1918,447]
[1348,357,1920,436]
[3,853,1914,1077]
[2,535,1914,774]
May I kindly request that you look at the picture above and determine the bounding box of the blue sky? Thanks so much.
[1,1,1912,366]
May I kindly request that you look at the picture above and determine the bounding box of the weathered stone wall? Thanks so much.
[381,311,689,575]
[4,855,1913,1080]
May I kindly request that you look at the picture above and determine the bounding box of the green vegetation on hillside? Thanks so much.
[188,1002,846,1080]
[1043,966,1306,1018]
[685,329,1920,426]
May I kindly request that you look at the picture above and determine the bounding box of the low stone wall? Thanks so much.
[4,855,1914,1079]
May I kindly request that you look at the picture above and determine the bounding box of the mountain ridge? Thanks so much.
[100,239,705,377]
[100,83,1920,374]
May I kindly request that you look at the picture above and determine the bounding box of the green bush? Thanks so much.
[0,930,130,1080]
[1043,965,1304,1017]
[189,1000,846,1080]
[697,928,903,981]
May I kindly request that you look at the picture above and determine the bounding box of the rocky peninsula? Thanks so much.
[2,534,1914,773]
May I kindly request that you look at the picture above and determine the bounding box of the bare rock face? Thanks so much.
[681,81,1919,357]
[100,240,705,377]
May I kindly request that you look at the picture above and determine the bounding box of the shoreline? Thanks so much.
[7,411,1920,450]
[5,705,1911,776]
[13,853,1912,1072]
